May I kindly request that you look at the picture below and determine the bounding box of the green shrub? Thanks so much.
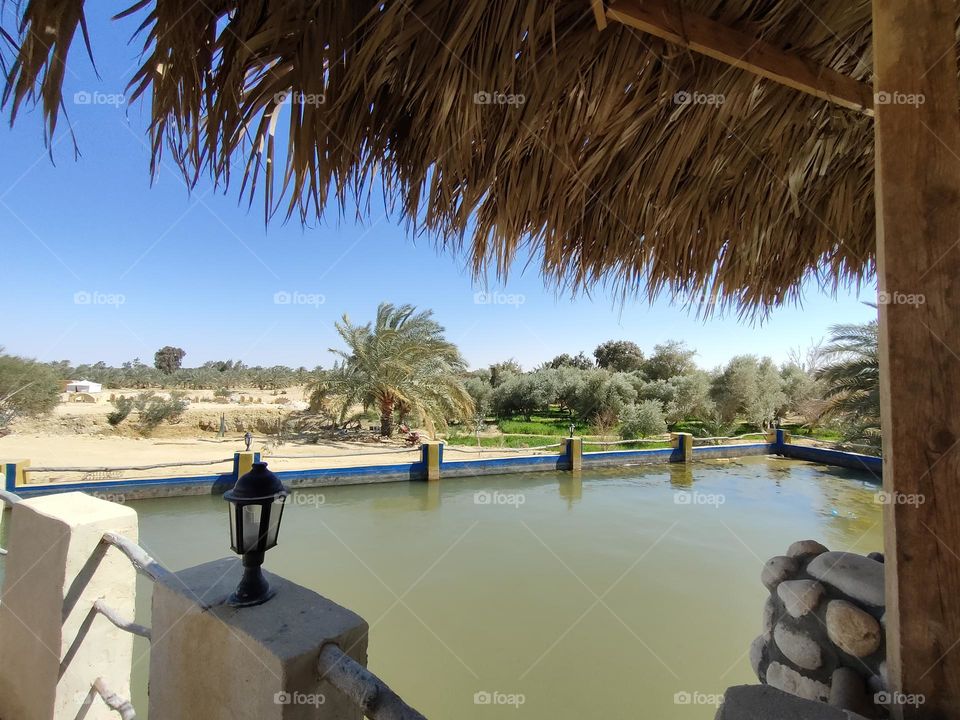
[619,400,667,439]
[137,394,187,431]
[107,396,134,426]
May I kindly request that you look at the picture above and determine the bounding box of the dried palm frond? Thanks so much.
[3,0,892,313]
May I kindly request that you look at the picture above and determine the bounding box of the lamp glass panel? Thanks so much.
[241,504,261,553]
[228,504,238,552]
[265,497,285,548]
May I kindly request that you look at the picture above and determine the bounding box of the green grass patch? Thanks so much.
[583,441,672,452]
[446,434,561,449]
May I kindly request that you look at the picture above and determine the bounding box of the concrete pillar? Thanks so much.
[671,432,693,463]
[4,459,30,490]
[420,441,443,481]
[233,451,261,483]
[148,557,368,719]
[0,492,138,720]
[562,437,583,471]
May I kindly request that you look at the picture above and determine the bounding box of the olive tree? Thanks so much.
[0,352,61,430]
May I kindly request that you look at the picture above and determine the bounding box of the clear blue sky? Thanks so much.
[0,5,876,373]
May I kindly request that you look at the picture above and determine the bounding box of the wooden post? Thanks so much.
[874,0,960,715]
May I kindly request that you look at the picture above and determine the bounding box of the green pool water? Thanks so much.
[121,456,881,718]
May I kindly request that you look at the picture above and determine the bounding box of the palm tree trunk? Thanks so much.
[379,400,394,437]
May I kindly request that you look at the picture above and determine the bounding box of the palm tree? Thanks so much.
[325,303,474,437]
[817,319,880,450]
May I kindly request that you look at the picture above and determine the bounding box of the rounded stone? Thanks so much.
[787,539,829,560]
[749,635,767,681]
[762,556,799,591]
[765,661,831,702]
[867,551,884,563]
[762,595,778,639]
[777,579,824,619]
[826,599,882,657]
[807,551,885,607]
[774,622,822,670]
[829,667,870,715]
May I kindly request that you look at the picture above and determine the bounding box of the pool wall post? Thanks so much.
[671,433,693,463]
[4,459,29,491]
[770,428,791,455]
[232,451,261,483]
[421,441,443,481]
[562,437,582,471]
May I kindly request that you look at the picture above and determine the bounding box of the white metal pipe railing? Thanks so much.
[100,532,172,583]
[92,600,151,640]
[317,644,427,720]
[90,677,136,720]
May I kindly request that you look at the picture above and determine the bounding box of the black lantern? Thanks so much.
[223,462,288,607]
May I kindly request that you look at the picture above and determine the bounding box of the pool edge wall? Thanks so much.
[6,442,881,501]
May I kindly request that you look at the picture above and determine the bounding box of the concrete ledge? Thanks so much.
[149,557,368,719]
[717,685,870,720]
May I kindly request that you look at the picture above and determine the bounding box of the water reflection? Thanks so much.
[668,464,694,489]
[557,472,582,507]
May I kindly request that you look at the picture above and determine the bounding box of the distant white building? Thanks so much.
[65,379,102,394]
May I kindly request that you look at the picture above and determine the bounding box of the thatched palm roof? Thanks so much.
[2,0,880,311]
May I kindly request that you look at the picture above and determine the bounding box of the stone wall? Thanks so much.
[751,540,886,717]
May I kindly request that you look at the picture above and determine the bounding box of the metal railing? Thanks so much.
[318,644,427,720]
[71,532,168,719]
[88,678,136,720]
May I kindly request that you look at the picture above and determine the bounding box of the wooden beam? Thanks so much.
[591,0,608,30]
[874,0,960,717]
[606,0,874,114]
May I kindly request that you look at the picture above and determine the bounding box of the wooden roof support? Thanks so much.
[591,0,608,30]
[874,0,960,717]
[605,0,874,114]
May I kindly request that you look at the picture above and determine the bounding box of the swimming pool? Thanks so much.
[126,456,882,718]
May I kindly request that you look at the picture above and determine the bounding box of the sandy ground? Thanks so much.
[1,387,556,485]
[0,433,556,484]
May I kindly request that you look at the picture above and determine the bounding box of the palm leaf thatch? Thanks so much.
[3,0,890,312]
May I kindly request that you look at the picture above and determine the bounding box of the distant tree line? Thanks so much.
[0,314,880,449]
[464,329,879,449]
